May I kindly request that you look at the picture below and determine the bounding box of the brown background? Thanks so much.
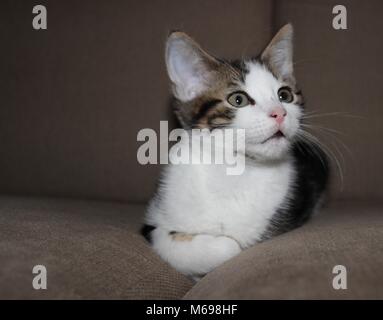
[0,0,382,203]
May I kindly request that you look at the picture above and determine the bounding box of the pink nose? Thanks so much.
[270,106,287,124]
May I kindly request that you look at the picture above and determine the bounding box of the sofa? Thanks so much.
[1,0,382,299]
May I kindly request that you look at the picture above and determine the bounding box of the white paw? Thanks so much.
[211,236,242,261]
[193,235,242,271]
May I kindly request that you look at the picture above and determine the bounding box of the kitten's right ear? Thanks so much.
[165,32,220,101]
[261,24,295,84]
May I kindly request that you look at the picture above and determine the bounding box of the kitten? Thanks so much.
[142,24,329,279]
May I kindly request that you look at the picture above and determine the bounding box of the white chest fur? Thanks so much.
[147,157,295,248]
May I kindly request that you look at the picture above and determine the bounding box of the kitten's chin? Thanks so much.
[244,138,291,162]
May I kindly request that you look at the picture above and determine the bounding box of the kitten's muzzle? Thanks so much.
[261,130,286,144]
[269,106,287,125]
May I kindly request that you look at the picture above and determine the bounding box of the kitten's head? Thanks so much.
[165,24,303,161]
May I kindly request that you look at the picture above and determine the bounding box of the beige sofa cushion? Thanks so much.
[0,196,193,299]
[185,201,383,299]
[2,197,382,299]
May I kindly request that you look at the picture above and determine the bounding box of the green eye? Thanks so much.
[278,87,294,103]
[227,92,250,108]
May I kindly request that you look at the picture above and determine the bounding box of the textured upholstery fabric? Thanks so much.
[184,201,383,299]
[0,196,193,299]
[0,0,272,202]
[2,197,382,299]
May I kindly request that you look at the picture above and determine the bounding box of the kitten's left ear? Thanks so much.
[165,32,221,101]
[261,24,295,84]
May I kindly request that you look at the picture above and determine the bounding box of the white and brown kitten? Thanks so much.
[142,24,329,279]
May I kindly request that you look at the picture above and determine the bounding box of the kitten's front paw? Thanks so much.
[151,228,242,277]
[208,236,242,263]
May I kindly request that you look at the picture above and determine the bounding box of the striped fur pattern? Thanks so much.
[142,24,329,279]
[167,27,304,131]
[171,54,304,131]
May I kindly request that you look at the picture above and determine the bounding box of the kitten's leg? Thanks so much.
[151,227,242,278]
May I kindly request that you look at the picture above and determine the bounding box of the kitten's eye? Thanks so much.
[227,92,250,108]
[278,87,294,103]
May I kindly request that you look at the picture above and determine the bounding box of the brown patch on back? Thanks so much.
[170,232,195,242]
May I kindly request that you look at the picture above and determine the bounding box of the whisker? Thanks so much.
[297,129,344,190]
[294,132,327,169]
[301,124,353,160]
[301,123,346,137]
[302,111,366,120]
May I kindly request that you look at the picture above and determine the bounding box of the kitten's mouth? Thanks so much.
[262,130,286,143]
